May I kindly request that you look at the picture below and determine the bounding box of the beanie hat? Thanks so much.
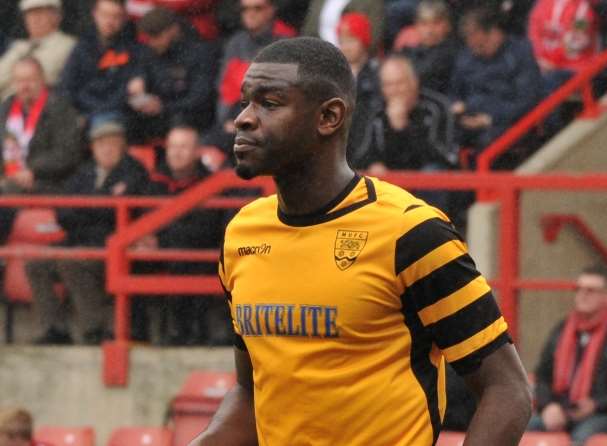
[337,12,372,49]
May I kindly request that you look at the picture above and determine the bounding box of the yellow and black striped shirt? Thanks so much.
[219,175,509,446]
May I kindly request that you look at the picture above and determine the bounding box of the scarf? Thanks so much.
[4,89,49,176]
[553,308,607,402]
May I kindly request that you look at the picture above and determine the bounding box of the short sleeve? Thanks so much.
[395,207,510,375]
[219,238,247,351]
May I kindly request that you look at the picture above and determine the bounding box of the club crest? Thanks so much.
[334,230,368,271]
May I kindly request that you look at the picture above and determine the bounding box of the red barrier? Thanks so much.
[2,171,607,386]
[476,51,607,197]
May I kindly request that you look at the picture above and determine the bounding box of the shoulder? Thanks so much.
[224,195,278,236]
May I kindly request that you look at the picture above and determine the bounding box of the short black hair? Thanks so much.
[137,7,178,36]
[582,264,607,281]
[459,6,504,33]
[253,37,356,110]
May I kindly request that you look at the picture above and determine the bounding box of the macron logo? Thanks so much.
[238,243,272,257]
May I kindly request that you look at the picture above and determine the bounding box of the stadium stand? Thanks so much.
[166,371,236,446]
[35,425,95,446]
[107,426,172,446]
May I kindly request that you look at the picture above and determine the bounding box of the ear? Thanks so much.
[317,98,347,137]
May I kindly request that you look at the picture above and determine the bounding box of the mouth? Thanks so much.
[234,136,261,157]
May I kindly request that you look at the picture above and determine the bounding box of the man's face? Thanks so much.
[91,134,126,170]
[12,61,45,105]
[0,419,31,446]
[24,6,60,39]
[166,128,200,175]
[462,24,502,58]
[574,273,607,316]
[338,29,367,66]
[380,60,419,109]
[240,0,274,34]
[93,0,126,40]
[417,16,451,47]
[233,62,318,180]
[147,25,179,54]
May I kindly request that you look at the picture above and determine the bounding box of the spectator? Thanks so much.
[337,12,382,161]
[397,0,458,94]
[58,0,147,118]
[528,0,601,95]
[0,56,82,242]
[26,116,149,345]
[127,7,220,141]
[450,6,542,156]
[142,124,228,345]
[353,55,453,211]
[0,0,76,99]
[302,0,383,52]
[0,407,49,446]
[528,265,607,446]
[204,0,296,155]
[126,0,219,41]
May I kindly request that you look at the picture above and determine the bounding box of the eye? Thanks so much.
[262,99,280,109]
[239,99,250,110]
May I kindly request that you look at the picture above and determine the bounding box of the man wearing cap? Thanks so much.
[25,116,149,345]
[0,0,76,99]
[126,7,220,141]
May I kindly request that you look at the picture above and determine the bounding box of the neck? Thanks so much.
[172,165,197,180]
[274,146,354,216]
[349,57,368,78]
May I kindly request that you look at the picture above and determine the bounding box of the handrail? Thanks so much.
[476,50,607,178]
[541,213,607,264]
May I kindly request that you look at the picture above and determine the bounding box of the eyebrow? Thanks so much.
[241,81,294,96]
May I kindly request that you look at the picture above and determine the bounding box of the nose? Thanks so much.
[234,102,258,131]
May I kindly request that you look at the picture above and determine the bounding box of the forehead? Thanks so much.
[578,273,607,288]
[243,63,299,89]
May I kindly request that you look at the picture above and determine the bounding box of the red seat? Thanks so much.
[436,431,465,446]
[35,426,95,446]
[519,432,571,446]
[107,427,172,446]
[587,434,607,446]
[168,371,236,446]
[3,208,65,342]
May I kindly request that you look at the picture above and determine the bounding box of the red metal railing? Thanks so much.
[2,171,607,385]
[541,213,607,264]
[476,50,607,199]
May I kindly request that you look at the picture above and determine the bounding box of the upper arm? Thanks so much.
[463,342,530,400]
[234,347,254,394]
[396,208,510,374]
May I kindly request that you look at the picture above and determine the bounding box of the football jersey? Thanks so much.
[219,175,509,446]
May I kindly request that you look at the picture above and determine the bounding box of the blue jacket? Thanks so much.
[58,27,146,116]
[450,36,542,131]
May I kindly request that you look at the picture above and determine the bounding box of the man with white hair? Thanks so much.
[0,0,75,99]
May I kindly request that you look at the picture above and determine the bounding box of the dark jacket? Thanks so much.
[147,161,221,250]
[0,93,83,193]
[450,36,542,132]
[58,27,146,116]
[216,20,296,123]
[400,37,459,94]
[57,154,149,247]
[145,37,220,131]
[347,59,382,159]
[535,319,607,413]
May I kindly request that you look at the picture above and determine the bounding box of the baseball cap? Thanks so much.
[19,0,61,12]
[337,13,372,50]
[89,119,126,140]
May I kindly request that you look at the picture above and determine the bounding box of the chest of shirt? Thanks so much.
[225,220,405,341]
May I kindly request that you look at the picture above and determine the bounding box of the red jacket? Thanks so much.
[127,0,218,40]
[528,0,600,71]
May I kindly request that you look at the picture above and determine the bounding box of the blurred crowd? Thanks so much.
[0,0,606,348]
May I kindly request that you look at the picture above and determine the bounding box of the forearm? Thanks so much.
[464,380,532,446]
[190,384,258,446]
